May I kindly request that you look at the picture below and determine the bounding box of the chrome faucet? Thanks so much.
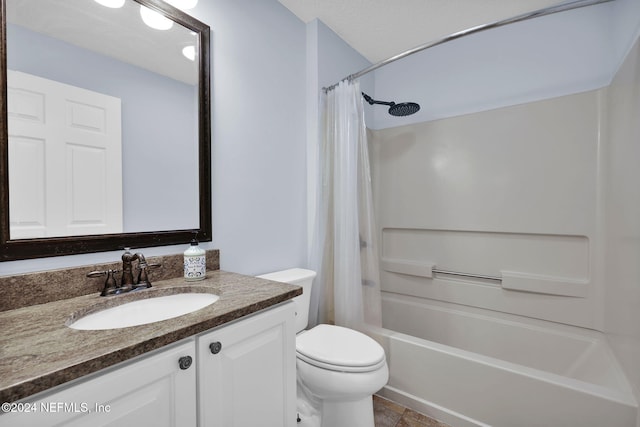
[87,248,161,296]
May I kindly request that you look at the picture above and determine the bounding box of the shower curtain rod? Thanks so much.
[323,0,613,92]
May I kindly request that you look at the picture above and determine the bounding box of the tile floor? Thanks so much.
[373,395,451,427]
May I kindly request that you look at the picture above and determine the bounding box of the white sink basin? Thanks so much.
[68,292,219,330]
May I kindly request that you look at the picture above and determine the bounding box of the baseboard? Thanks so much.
[378,385,489,427]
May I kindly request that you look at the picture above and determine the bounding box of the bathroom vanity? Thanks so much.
[0,259,301,427]
[0,1,299,423]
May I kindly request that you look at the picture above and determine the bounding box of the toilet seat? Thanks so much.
[296,324,386,373]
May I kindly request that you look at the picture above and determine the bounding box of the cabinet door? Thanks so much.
[198,302,296,427]
[0,340,196,427]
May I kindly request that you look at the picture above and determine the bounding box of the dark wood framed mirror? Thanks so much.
[0,0,211,261]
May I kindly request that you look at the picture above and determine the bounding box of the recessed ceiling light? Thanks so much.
[140,5,174,31]
[182,46,196,61]
[94,0,125,8]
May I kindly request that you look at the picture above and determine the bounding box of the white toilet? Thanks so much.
[257,268,388,427]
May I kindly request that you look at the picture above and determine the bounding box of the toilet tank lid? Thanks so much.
[257,268,316,284]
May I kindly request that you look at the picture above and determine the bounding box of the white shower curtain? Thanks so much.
[308,80,382,331]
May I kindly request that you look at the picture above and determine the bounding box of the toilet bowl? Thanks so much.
[257,268,388,427]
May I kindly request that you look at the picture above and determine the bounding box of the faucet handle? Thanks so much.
[134,263,161,290]
[87,269,121,296]
[87,270,107,278]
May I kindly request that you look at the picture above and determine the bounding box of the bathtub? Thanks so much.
[371,293,638,427]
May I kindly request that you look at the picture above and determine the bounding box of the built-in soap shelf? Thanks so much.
[380,258,588,298]
[500,270,587,298]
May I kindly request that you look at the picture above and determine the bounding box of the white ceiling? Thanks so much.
[278,0,569,63]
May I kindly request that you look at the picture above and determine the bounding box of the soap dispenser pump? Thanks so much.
[184,234,206,281]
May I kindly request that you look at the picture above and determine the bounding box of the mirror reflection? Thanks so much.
[6,0,200,239]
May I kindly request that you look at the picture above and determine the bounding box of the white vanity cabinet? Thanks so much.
[197,301,297,427]
[1,301,296,427]
[0,340,197,427]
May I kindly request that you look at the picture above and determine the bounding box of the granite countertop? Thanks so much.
[0,270,301,403]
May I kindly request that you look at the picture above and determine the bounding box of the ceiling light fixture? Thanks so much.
[94,0,125,8]
[140,5,174,30]
[182,46,196,61]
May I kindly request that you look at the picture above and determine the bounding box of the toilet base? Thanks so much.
[320,397,374,427]
[297,383,375,427]
[295,351,388,427]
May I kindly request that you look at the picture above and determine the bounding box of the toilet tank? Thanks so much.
[257,268,316,333]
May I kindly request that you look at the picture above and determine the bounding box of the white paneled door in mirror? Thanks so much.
[8,70,123,239]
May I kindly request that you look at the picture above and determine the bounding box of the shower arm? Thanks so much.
[362,92,395,107]
[323,0,613,92]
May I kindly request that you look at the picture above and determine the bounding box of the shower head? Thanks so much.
[361,92,420,117]
[388,102,420,117]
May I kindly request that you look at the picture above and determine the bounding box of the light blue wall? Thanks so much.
[2,0,308,276]
[191,0,308,275]
[314,19,374,124]
[370,1,619,129]
[315,20,372,91]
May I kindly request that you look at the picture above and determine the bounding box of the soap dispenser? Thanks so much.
[184,234,206,281]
